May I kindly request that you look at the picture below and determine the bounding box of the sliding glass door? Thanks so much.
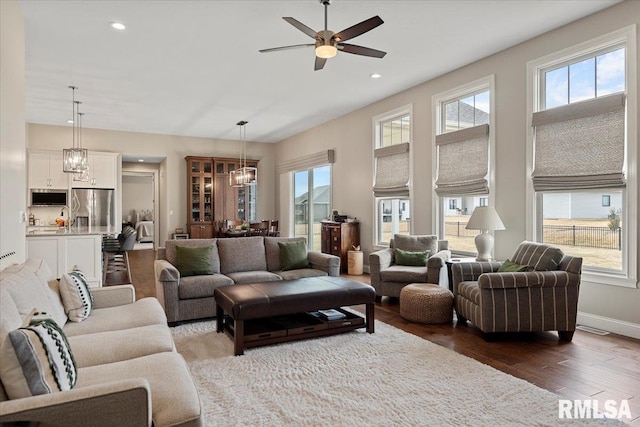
[294,165,331,251]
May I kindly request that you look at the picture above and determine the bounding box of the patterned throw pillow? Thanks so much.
[59,270,93,322]
[0,315,77,399]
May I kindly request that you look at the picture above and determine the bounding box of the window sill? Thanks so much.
[582,270,638,289]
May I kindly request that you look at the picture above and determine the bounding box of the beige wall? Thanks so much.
[27,124,277,246]
[276,1,640,336]
[0,0,26,269]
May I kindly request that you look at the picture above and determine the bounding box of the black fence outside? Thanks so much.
[445,222,622,250]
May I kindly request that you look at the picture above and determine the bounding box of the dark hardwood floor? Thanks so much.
[127,249,640,424]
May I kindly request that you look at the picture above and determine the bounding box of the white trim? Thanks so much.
[121,168,159,250]
[577,311,640,340]
[526,25,638,288]
[372,104,413,247]
[431,75,496,253]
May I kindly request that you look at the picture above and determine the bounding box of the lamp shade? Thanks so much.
[465,206,505,231]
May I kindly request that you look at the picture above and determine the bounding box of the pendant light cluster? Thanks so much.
[62,86,89,175]
[229,120,257,187]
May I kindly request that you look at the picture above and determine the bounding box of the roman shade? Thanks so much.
[531,93,626,191]
[435,124,489,196]
[278,149,335,174]
[373,142,410,197]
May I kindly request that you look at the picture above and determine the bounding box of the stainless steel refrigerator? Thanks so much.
[70,188,116,227]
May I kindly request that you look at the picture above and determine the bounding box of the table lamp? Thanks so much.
[465,206,505,261]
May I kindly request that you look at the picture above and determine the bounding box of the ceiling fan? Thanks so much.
[259,0,386,71]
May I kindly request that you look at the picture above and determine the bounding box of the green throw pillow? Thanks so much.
[394,248,429,266]
[498,259,529,272]
[278,241,309,271]
[176,245,214,277]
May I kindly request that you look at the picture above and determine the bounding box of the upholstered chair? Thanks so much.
[369,234,450,302]
[451,241,582,341]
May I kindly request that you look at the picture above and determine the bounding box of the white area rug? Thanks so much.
[172,319,621,426]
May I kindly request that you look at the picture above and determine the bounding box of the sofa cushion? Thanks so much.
[68,324,175,368]
[218,236,267,274]
[0,264,60,324]
[76,352,201,427]
[59,270,94,322]
[392,234,438,256]
[176,245,215,277]
[165,239,220,274]
[394,248,430,266]
[226,271,282,285]
[279,240,309,271]
[178,274,234,300]
[14,258,68,327]
[456,281,481,305]
[379,265,429,283]
[63,298,166,337]
[277,268,328,280]
[511,241,564,271]
[265,237,307,271]
[0,287,22,346]
[1,317,77,399]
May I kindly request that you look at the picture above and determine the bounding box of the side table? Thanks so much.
[172,233,189,240]
[445,257,477,292]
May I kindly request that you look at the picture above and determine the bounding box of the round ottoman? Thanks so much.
[399,283,454,324]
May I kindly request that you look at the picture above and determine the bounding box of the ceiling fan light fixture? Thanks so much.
[315,44,337,59]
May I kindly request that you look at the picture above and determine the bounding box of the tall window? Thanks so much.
[434,77,494,255]
[294,165,331,252]
[527,26,637,286]
[373,106,412,246]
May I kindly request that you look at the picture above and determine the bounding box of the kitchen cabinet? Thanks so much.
[28,150,69,189]
[26,234,102,286]
[320,221,360,273]
[72,151,118,189]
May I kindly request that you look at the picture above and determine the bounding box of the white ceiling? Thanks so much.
[21,0,618,144]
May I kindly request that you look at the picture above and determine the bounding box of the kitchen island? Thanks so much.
[26,226,117,286]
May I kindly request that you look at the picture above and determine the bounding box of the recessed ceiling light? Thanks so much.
[109,21,126,31]
[67,119,74,124]
[138,159,145,162]
[370,73,382,79]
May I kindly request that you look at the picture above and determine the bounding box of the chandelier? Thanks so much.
[229,120,257,187]
[72,109,90,182]
[62,86,88,173]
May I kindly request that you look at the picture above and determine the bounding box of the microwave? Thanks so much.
[30,189,68,206]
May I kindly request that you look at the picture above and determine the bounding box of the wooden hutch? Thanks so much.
[186,156,258,239]
[320,220,360,273]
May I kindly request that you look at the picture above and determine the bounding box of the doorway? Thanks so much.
[122,169,159,250]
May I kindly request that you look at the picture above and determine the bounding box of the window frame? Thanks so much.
[432,75,496,256]
[292,164,332,251]
[372,104,413,248]
[526,25,638,288]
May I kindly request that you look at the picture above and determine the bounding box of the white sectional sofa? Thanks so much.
[0,258,202,427]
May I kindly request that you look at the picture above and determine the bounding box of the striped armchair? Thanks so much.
[451,241,582,341]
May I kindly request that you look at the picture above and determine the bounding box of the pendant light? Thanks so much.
[62,86,88,173]
[229,120,257,187]
[73,109,90,182]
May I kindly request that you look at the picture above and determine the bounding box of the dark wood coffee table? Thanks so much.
[214,276,375,355]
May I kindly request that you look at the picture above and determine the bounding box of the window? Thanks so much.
[373,106,412,246]
[527,26,637,286]
[433,76,494,255]
[294,165,331,252]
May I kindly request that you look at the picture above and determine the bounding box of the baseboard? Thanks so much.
[577,312,640,340]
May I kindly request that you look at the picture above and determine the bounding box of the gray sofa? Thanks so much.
[154,236,341,324]
[0,258,202,427]
[369,234,450,301]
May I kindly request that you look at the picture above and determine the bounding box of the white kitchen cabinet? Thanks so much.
[72,151,118,189]
[26,234,102,287]
[28,150,69,189]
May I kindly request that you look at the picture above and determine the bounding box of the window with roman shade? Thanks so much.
[435,123,489,196]
[278,149,335,175]
[531,93,626,191]
[373,142,410,197]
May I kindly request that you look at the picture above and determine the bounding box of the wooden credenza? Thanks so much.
[320,221,360,273]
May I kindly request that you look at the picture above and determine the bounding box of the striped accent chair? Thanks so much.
[451,241,582,341]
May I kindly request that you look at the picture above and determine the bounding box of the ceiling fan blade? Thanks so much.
[314,56,327,71]
[338,43,387,58]
[333,16,384,42]
[283,17,318,39]
[259,44,314,53]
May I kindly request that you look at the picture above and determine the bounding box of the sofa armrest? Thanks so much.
[153,259,180,322]
[368,248,394,289]
[308,252,341,277]
[0,379,151,427]
[154,259,180,282]
[92,284,136,309]
[451,261,502,293]
[478,270,580,290]
[426,250,451,284]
